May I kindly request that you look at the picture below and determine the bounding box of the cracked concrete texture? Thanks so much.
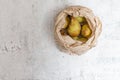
[0,0,120,80]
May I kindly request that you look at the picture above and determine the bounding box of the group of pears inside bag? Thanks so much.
[60,15,92,42]
[54,6,102,55]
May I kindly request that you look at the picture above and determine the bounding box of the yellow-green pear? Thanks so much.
[75,17,85,23]
[78,37,88,42]
[81,24,92,37]
[67,17,81,37]
[72,37,79,40]
[64,16,70,28]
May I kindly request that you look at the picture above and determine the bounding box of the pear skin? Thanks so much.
[72,36,88,42]
[72,37,79,40]
[67,17,81,37]
[75,17,85,23]
[78,37,88,42]
[64,16,70,28]
[81,24,92,37]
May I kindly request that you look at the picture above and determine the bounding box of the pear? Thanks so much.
[81,24,92,38]
[78,37,88,42]
[67,17,81,37]
[64,16,70,28]
[72,37,79,40]
[72,36,88,42]
[75,17,85,23]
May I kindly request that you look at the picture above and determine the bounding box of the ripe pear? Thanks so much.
[72,36,88,42]
[81,24,92,37]
[67,17,81,37]
[78,37,88,42]
[75,17,85,23]
[72,37,79,40]
[64,16,70,28]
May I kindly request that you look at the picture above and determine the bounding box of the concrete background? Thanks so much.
[0,0,120,80]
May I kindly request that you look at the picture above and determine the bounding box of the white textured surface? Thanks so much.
[0,0,120,80]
